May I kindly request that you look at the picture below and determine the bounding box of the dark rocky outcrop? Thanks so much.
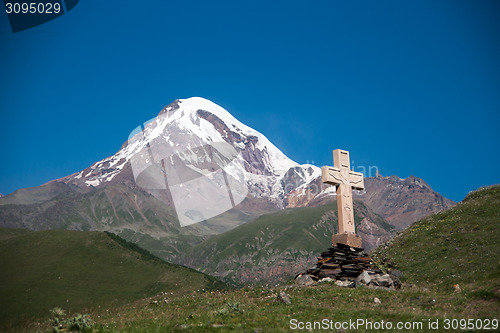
[295,243,401,290]
[357,175,456,229]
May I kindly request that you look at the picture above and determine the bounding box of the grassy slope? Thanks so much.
[372,185,500,292]
[178,200,392,285]
[74,185,498,332]
[0,183,223,267]
[0,228,227,330]
[189,199,392,258]
[0,183,271,264]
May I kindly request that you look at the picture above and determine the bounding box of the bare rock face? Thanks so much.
[357,175,456,229]
[283,167,323,208]
[357,217,392,250]
[301,174,455,231]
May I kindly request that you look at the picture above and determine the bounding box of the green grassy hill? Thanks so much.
[0,183,274,264]
[36,185,494,333]
[6,185,499,332]
[0,184,215,261]
[177,200,393,285]
[0,228,227,331]
[372,184,500,293]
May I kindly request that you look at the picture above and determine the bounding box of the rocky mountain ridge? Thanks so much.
[357,174,455,229]
[175,200,394,286]
[0,97,455,269]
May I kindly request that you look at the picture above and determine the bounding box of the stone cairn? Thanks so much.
[295,243,402,289]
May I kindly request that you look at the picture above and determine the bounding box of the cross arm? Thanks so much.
[348,171,364,191]
[321,166,342,185]
[321,166,365,191]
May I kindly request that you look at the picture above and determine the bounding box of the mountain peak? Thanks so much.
[60,98,301,207]
[158,97,232,122]
[159,97,231,119]
[152,97,299,175]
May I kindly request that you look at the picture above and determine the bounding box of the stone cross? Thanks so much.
[321,149,364,248]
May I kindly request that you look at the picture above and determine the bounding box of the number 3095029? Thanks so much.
[5,2,61,14]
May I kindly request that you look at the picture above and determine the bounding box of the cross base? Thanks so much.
[332,233,362,248]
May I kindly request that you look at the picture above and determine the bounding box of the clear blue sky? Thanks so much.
[1,0,499,202]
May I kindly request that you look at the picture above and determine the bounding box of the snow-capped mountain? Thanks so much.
[0,97,455,263]
[61,97,320,212]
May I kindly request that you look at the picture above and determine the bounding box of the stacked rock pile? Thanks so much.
[295,243,402,289]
